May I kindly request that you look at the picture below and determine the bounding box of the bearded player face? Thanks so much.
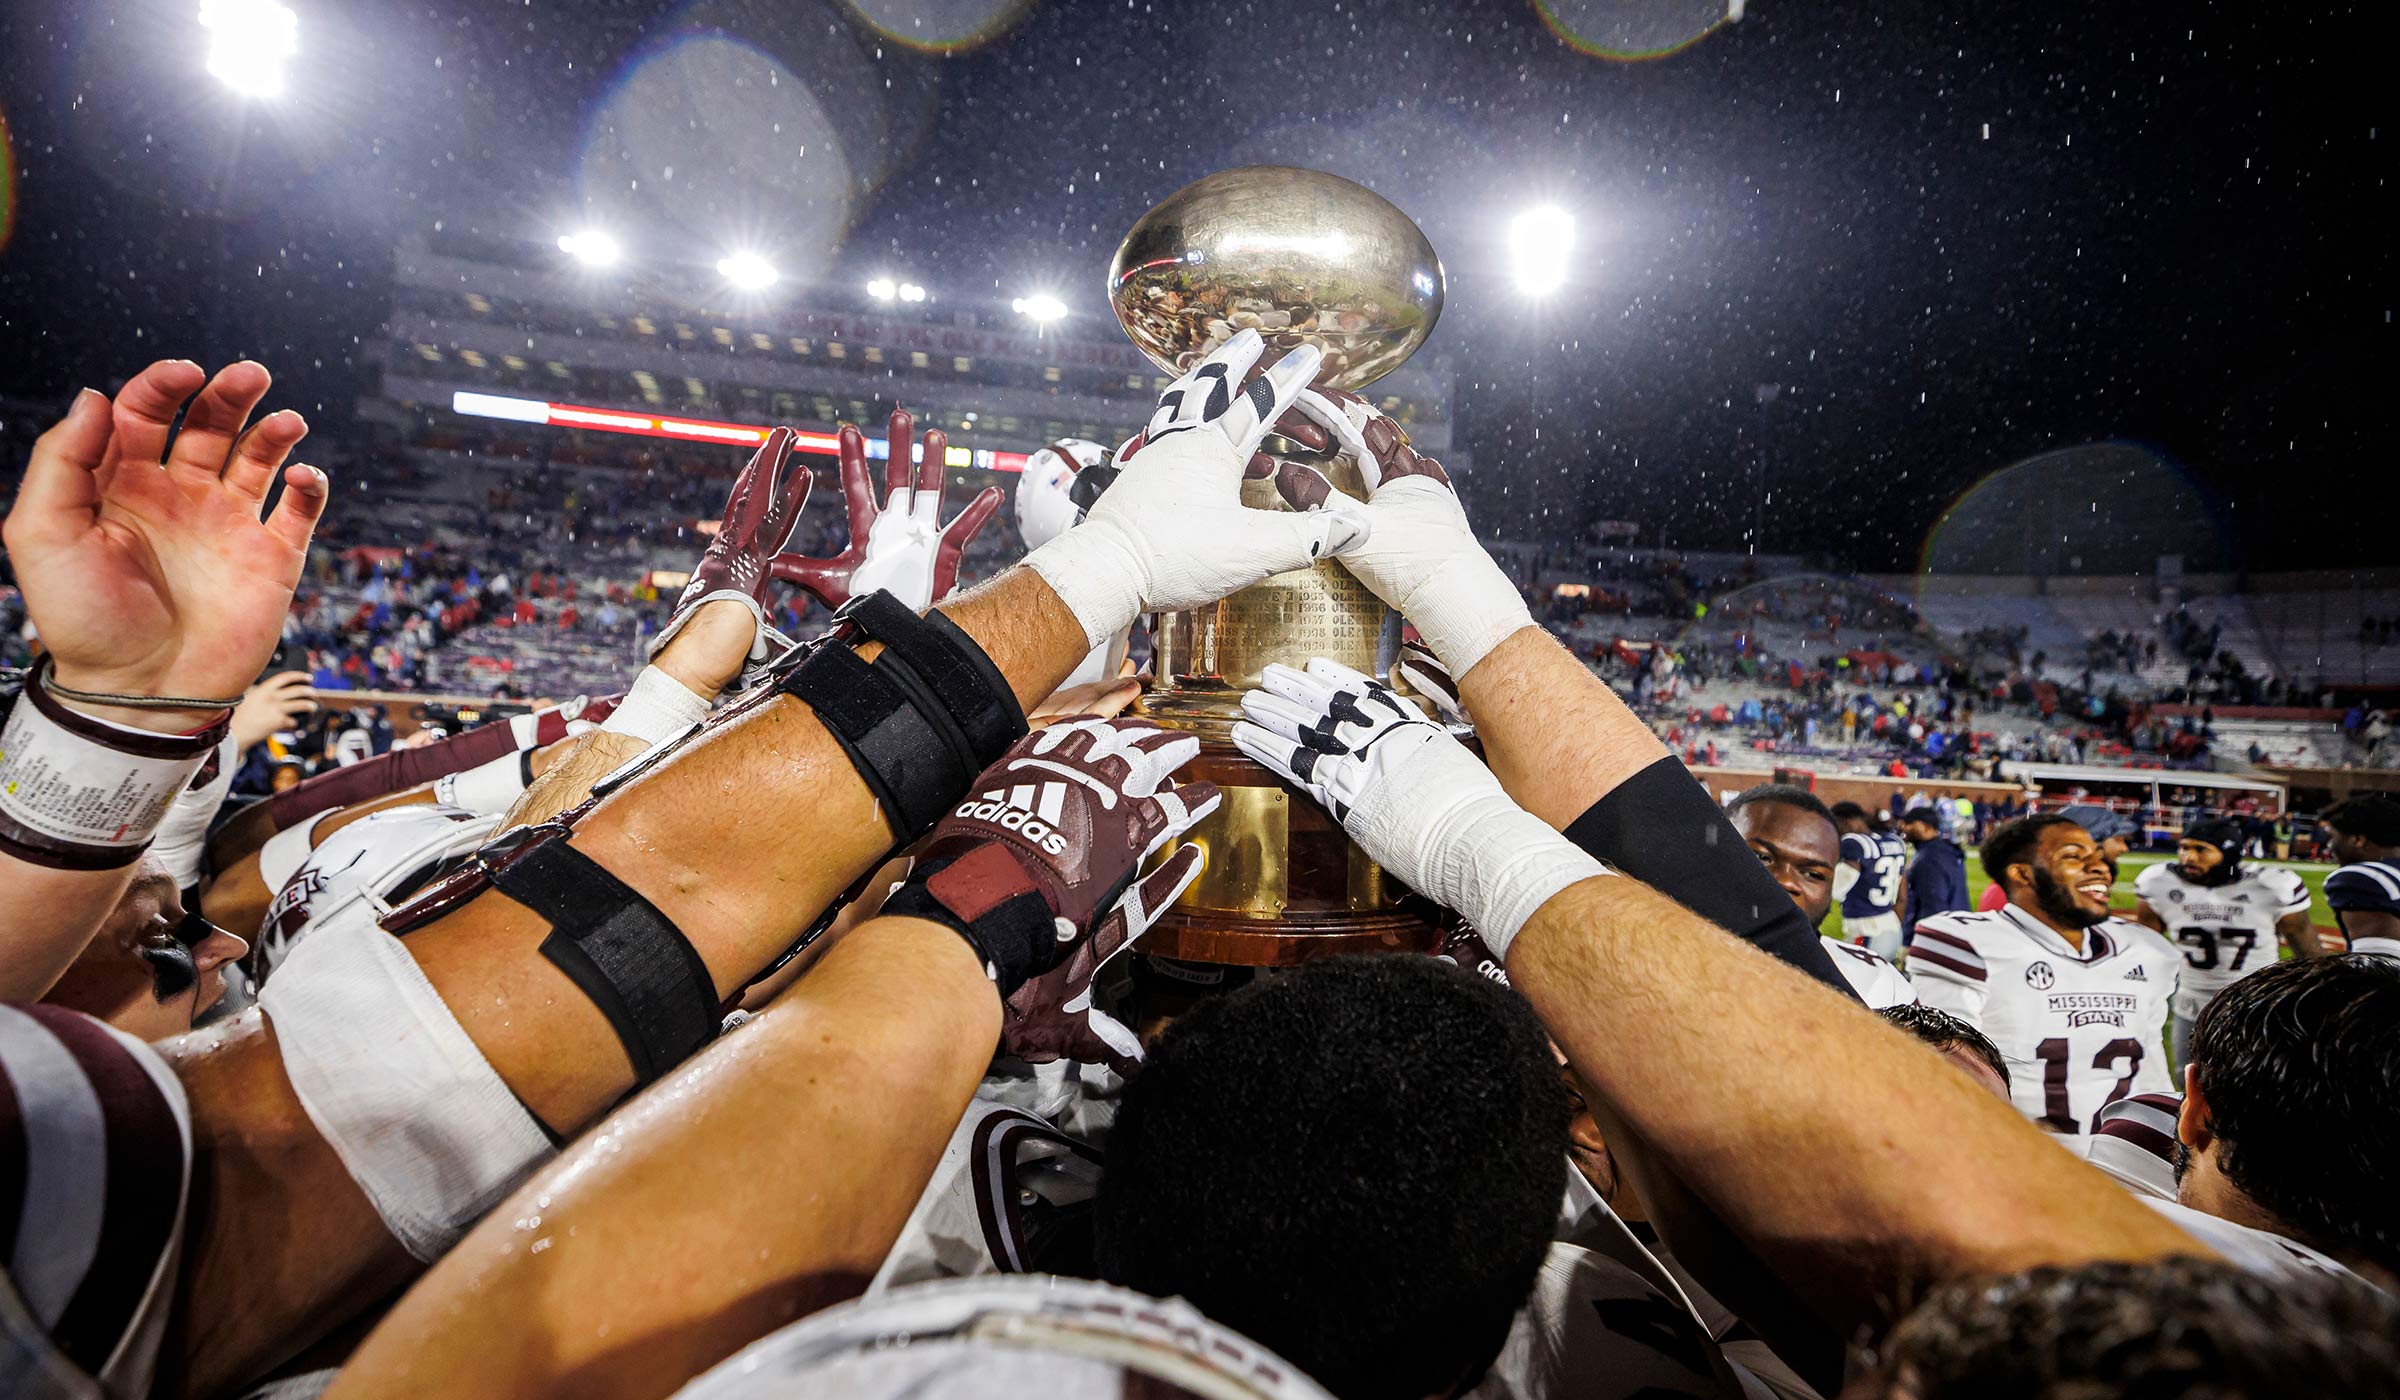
[2026,825,2112,929]
[2175,838,2226,883]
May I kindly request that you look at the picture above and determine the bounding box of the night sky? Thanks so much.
[1,0,2389,573]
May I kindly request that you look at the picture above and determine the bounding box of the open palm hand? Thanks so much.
[3,360,327,722]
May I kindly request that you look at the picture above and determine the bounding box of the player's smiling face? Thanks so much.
[2175,839,2223,882]
[2029,826,2112,928]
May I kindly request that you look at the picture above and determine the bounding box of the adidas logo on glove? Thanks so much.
[954,785,1073,857]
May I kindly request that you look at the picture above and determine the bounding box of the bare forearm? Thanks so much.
[1508,874,2199,1324]
[411,565,1082,1132]
[328,916,999,1400]
[502,730,647,828]
[0,857,135,999]
[2281,912,2326,958]
[1457,625,1670,829]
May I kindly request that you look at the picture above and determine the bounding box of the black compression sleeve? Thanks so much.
[1562,757,1854,997]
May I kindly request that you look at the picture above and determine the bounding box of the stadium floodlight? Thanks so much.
[1012,293,1067,323]
[898,282,927,303]
[717,252,780,291]
[200,0,299,100]
[557,230,622,268]
[866,277,897,300]
[1507,206,1575,297]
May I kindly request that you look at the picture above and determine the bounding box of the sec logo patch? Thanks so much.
[2026,961,2056,989]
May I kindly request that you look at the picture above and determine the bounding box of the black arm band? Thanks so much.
[777,590,1027,844]
[879,850,1058,998]
[482,824,722,1085]
[1562,757,1854,997]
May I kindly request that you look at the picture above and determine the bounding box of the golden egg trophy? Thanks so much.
[1109,165,1450,965]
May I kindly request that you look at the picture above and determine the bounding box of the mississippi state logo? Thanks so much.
[2025,960,2056,989]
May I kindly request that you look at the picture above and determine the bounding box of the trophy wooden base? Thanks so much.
[1143,738,1450,967]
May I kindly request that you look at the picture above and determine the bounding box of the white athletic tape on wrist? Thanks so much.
[1347,739,1608,956]
[507,711,543,748]
[1024,528,1145,653]
[260,903,555,1260]
[599,666,713,747]
[1401,553,1534,682]
[434,749,532,816]
[0,691,216,865]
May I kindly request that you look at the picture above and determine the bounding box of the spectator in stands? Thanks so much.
[1901,804,1970,939]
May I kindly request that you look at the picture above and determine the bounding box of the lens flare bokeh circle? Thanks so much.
[841,0,1034,53]
[1533,0,1735,62]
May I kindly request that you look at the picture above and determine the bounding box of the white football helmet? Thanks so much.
[1015,439,1112,552]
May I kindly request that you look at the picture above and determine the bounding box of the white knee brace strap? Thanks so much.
[259,904,555,1261]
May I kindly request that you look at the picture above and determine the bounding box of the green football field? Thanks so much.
[1824,849,2343,940]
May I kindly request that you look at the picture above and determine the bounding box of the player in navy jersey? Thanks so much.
[2319,796,2400,957]
[1831,801,1910,962]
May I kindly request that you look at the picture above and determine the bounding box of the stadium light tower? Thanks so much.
[898,282,927,303]
[557,230,622,269]
[200,0,299,100]
[1507,206,1575,297]
[1012,293,1067,324]
[866,277,897,300]
[717,252,780,291]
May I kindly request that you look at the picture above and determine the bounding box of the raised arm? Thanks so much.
[161,334,1348,1395]
[1,362,325,998]
[1281,392,1841,986]
[1235,662,2203,1335]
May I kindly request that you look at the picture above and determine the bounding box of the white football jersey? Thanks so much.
[869,1096,1104,1294]
[249,803,499,984]
[2133,862,2310,1002]
[1909,904,2179,1142]
[1821,936,1916,1009]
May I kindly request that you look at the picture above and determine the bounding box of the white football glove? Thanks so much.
[1281,388,1532,681]
[1231,659,1606,956]
[1026,331,1370,650]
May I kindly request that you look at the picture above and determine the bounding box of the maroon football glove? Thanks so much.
[774,407,1002,613]
[649,426,812,663]
[882,718,1219,1017]
[1272,385,1453,494]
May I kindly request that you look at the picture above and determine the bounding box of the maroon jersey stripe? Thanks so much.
[1908,946,1988,982]
[31,1006,186,1377]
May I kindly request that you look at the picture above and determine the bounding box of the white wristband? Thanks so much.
[433,749,533,816]
[599,666,712,747]
[0,684,224,869]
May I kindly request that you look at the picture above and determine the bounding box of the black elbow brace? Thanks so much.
[777,590,1028,844]
[1563,757,1854,997]
[481,821,723,1086]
